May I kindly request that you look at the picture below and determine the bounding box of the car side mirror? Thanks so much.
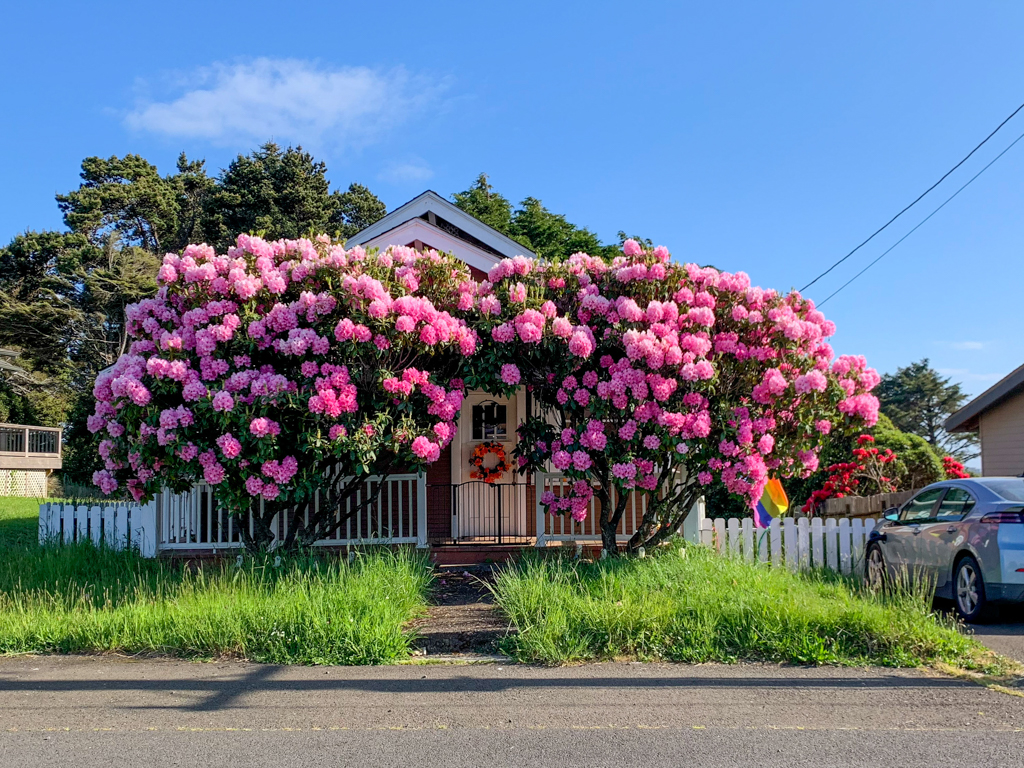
[884,508,899,522]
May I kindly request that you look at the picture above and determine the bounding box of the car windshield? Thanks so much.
[981,479,1024,502]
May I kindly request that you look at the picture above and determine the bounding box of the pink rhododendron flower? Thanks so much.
[500,364,521,386]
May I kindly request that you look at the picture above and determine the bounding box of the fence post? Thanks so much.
[680,496,706,543]
[783,518,797,570]
[726,518,740,556]
[75,504,88,543]
[699,517,713,547]
[137,498,157,557]
[851,518,865,571]
[769,519,782,565]
[810,518,824,568]
[535,474,548,548]
[797,518,810,570]
[416,472,428,548]
[825,518,838,571]
[838,518,851,574]
[37,502,50,545]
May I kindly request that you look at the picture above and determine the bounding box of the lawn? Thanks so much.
[491,543,1005,672]
[0,496,42,547]
[0,496,433,664]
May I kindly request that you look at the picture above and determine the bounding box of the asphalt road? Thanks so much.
[969,605,1024,663]
[2,657,1023,768]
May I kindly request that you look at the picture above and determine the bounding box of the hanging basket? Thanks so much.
[469,441,510,484]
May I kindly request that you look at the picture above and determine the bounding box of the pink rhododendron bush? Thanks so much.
[88,235,477,550]
[468,240,880,554]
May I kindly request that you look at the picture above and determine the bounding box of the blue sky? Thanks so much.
[2,1,1022,400]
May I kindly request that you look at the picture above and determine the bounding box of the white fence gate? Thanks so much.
[700,516,878,575]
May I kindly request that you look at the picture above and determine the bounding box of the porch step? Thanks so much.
[428,545,528,566]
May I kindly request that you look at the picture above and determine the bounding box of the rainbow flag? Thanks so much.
[754,478,788,529]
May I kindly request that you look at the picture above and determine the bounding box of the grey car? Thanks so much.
[865,477,1024,622]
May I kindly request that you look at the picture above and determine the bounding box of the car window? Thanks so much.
[936,488,975,521]
[899,488,944,522]
[982,479,1024,502]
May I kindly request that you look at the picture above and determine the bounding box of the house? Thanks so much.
[140,192,703,560]
[0,349,62,497]
[945,362,1024,477]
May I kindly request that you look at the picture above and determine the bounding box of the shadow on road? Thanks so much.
[0,665,974,713]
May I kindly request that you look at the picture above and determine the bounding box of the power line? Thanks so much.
[800,100,1024,293]
[817,127,1024,307]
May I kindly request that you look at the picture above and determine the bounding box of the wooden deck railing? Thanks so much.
[0,423,63,472]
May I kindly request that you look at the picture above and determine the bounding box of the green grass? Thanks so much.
[0,497,433,665]
[492,543,1005,672]
[0,496,43,547]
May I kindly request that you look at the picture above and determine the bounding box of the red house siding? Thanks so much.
[425,444,452,541]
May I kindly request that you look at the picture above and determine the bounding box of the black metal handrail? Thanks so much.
[426,481,531,545]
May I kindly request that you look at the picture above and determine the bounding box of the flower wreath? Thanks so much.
[469,441,510,484]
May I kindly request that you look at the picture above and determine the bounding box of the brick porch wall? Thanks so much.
[425,444,452,540]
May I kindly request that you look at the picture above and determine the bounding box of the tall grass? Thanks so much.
[492,544,998,670]
[0,497,433,664]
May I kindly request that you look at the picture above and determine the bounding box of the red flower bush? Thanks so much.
[942,456,971,480]
[802,435,899,514]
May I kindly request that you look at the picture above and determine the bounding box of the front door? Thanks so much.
[452,391,526,539]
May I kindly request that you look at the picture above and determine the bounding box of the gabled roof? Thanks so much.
[347,190,535,263]
[945,362,1024,433]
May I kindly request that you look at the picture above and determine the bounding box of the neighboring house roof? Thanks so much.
[346,190,534,274]
[0,349,26,376]
[945,362,1024,433]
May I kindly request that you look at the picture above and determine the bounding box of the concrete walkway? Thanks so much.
[1,656,1023,767]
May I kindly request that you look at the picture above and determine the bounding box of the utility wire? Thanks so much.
[800,100,1024,293]
[817,127,1024,307]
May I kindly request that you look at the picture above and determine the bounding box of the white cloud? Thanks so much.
[125,59,445,148]
[378,158,434,184]
[949,341,988,351]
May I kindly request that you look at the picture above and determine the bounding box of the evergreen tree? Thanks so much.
[877,359,978,461]
[332,182,388,240]
[203,142,337,251]
[451,173,515,236]
[451,173,617,261]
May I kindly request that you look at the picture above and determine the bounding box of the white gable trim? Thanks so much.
[360,219,503,274]
[348,190,535,260]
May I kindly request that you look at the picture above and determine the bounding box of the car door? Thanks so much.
[924,487,977,598]
[884,488,945,587]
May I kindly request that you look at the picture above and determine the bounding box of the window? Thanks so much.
[899,488,944,522]
[472,402,507,441]
[936,488,976,521]
[983,479,1024,502]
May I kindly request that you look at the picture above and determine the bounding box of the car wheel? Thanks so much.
[954,555,990,623]
[866,543,886,591]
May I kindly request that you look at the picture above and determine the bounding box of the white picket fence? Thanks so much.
[535,472,705,546]
[38,474,426,556]
[157,474,425,551]
[700,516,878,575]
[37,498,158,556]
